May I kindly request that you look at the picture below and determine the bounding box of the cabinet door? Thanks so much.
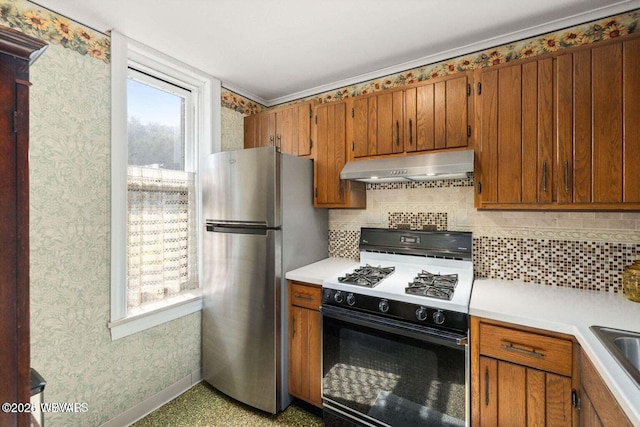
[351,96,370,158]
[477,65,521,204]
[289,306,309,401]
[376,91,403,155]
[556,39,640,205]
[243,114,259,149]
[376,92,393,155]
[623,38,640,202]
[580,349,633,426]
[259,111,276,147]
[477,59,554,205]
[276,106,297,155]
[579,389,604,427]
[297,102,313,157]
[405,74,470,153]
[288,306,322,407]
[479,357,572,426]
[314,102,346,205]
[288,282,322,408]
[442,75,469,149]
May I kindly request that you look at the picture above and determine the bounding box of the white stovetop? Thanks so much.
[322,252,474,313]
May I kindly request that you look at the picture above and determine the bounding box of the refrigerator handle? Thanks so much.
[205,220,275,235]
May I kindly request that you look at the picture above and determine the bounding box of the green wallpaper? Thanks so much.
[0,2,206,424]
[27,41,201,427]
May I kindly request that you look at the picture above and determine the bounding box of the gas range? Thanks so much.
[321,228,474,333]
[321,228,473,427]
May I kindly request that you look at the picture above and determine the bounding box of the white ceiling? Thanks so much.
[33,0,640,106]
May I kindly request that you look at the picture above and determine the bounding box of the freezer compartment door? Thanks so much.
[202,226,280,413]
[202,147,280,227]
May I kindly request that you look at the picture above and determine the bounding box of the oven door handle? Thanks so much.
[320,305,468,348]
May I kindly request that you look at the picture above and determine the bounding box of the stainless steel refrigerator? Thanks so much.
[201,147,328,413]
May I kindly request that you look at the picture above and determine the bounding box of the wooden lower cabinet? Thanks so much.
[579,348,632,427]
[471,317,577,426]
[478,356,573,426]
[288,281,322,408]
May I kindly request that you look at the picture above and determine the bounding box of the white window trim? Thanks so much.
[109,30,221,340]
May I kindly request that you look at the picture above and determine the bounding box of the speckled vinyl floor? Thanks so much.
[131,382,324,427]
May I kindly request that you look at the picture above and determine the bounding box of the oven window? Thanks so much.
[323,313,466,427]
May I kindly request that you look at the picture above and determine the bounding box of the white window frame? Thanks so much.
[109,31,221,340]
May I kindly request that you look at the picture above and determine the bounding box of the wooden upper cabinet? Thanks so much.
[351,71,472,158]
[243,113,259,149]
[351,90,403,157]
[556,38,640,206]
[405,73,471,152]
[314,101,366,208]
[243,101,315,157]
[476,34,640,210]
[297,102,314,157]
[476,57,554,206]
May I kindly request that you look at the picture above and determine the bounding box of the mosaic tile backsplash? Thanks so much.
[328,183,640,294]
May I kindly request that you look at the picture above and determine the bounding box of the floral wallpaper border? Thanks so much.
[309,10,640,104]
[4,1,639,114]
[219,10,640,112]
[0,0,110,62]
[221,88,264,115]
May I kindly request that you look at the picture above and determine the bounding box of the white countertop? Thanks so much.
[285,257,359,285]
[285,259,640,424]
[470,279,640,425]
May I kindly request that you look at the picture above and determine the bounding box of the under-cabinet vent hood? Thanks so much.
[340,149,474,183]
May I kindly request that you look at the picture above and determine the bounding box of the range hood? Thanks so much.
[340,149,474,183]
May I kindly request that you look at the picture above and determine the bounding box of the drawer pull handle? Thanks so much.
[294,294,314,302]
[501,343,546,359]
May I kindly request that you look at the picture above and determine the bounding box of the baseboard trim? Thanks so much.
[100,368,202,427]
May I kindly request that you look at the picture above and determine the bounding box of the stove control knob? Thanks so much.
[378,299,390,313]
[334,291,344,303]
[415,306,428,321]
[433,310,445,325]
[346,293,356,306]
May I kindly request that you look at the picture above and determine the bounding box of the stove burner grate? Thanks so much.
[338,264,395,288]
[405,271,458,300]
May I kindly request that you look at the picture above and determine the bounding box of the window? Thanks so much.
[126,69,198,312]
[109,32,220,339]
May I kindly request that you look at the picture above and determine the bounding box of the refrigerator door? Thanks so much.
[202,224,280,413]
[202,147,280,227]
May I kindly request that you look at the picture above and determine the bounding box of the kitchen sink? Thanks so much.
[590,326,640,388]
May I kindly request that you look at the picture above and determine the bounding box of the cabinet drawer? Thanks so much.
[289,282,322,310]
[479,323,573,376]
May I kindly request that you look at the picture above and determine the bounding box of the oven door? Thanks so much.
[321,304,468,427]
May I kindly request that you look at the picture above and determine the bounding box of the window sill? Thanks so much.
[108,292,202,340]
